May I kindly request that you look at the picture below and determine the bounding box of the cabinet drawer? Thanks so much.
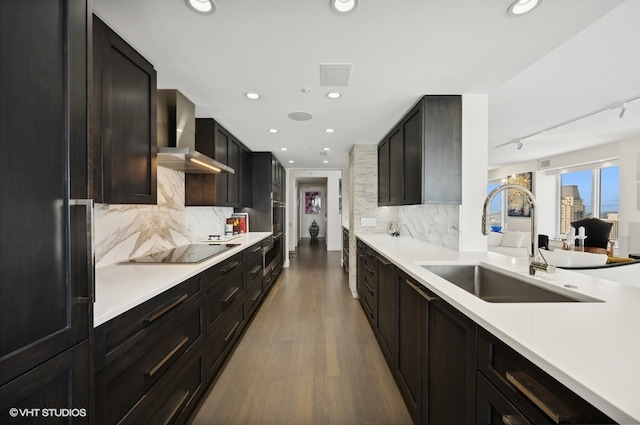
[245,272,264,316]
[362,247,377,279]
[118,349,205,425]
[205,302,245,381]
[244,242,263,263]
[95,302,203,424]
[202,253,243,292]
[478,328,614,424]
[361,289,377,323]
[94,275,201,371]
[476,372,530,425]
[203,268,244,335]
[245,252,263,281]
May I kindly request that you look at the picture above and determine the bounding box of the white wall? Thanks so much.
[460,94,489,251]
[618,137,640,255]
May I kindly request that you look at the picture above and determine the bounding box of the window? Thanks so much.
[559,165,619,240]
[487,181,504,231]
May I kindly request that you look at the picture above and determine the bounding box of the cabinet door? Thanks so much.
[388,127,404,205]
[1,0,90,385]
[227,138,241,206]
[214,125,231,205]
[378,139,390,206]
[427,298,477,424]
[0,341,90,425]
[376,257,396,366]
[402,104,423,205]
[396,275,427,424]
[240,147,253,207]
[477,372,530,425]
[92,15,157,204]
[423,95,462,204]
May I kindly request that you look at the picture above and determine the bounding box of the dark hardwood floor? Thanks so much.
[190,238,411,425]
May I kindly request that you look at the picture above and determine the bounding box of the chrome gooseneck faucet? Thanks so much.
[482,183,553,275]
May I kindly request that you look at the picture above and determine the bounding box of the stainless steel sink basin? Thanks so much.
[421,264,598,303]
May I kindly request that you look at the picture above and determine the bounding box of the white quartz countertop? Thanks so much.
[94,232,272,328]
[356,233,640,424]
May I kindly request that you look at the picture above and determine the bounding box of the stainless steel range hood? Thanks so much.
[157,89,234,174]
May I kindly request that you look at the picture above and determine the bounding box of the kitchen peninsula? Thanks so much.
[356,233,640,424]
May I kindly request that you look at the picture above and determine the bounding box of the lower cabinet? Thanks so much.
[94,240,277,424]
[357,239,612,425]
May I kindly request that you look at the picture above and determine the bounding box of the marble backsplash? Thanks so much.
[94,167,233,267]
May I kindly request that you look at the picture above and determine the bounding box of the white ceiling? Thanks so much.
[92,0,640,171]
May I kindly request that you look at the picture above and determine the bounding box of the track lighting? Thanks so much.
[516,141,524,150]
[619,103,628,119]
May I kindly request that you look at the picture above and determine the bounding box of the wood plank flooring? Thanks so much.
[190,238,412,425]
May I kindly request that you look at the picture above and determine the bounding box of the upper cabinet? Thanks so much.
[378,95,461,206]
[186,118,250,208]
[90,15,157,204]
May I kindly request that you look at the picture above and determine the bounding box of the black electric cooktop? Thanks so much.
[128,243,240,264]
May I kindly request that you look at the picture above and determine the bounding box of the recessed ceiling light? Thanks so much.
[185,0,215,14]
[325,129,334,133]
[281,147,288,151]
[288,160,294,164]
[330,0,358,15]
[323,160,329,164]
[508,0,542,16]
[269,129,278,133]
[326,92,342,99]
[245,92,261,100]
[323,147,331,151]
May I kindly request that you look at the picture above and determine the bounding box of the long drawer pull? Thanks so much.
[404,279,437,302]
[223,321,240,343]
[251,290,262,302]
[145,294,189,323]
[221,261,241,273]
[363,296,374,315]
[364,277,374,294]
[146,336,189,377]
[161,390,191,425]
[364,265,374,275]
[223,287,240,303]
[502,414,531,425]
[249,265,262,275]
[377,256,392,266]
[251,245,262,254]
[506,371,572,424]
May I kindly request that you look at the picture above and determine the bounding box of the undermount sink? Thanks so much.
[421,264,600,303]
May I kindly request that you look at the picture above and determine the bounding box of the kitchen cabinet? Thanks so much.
[0,0,91,420]
[376,254,396,367]
[90,15,157,204]
[477,328,615,424]
[377,95,462,206]
[342,227,350,272]
[357,240,379,326]
[186,119,248,207]
[94,275,204,424]
[244,242,265,317]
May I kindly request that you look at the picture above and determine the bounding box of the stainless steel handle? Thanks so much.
[251,245,262,254]
[364,277,374,294]
[221,260,241,273]
[272,232,283,240]
[146,336,189,377]
[506,371,570,424]
[145,294,189,323]
[404,279,437,302]
[70,199,95,303]
[223,287,240,303]
[377,256,392,266]
[249,265,262,275]
[161,390,191,425]
[251,289,262,302]
[364,264,374,275]
[223,321,240,343]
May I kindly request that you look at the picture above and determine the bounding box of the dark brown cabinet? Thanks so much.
[477,328,615,424]
[342,227,350,273]
[376,255,396,366]
[378,95,462,206]
[1,0,91,420]
[186,119,247,207]
[91,15,157,204]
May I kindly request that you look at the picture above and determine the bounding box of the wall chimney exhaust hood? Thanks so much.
[157,89,234,174]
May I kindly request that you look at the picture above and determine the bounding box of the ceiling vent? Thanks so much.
[320,63,353,86]
[539,159,552,169]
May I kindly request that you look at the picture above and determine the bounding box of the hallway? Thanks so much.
[190,238,412,425]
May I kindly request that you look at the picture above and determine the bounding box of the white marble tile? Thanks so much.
[94,167,231,267]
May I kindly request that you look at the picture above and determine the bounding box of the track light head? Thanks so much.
[619,103,628,119]
[516,141,523,150]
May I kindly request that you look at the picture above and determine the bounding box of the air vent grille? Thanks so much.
[539,159,551,169]
[320,63,353,86]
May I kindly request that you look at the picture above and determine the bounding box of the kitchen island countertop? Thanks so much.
[356,233,640,424]
[94,232,272,328]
